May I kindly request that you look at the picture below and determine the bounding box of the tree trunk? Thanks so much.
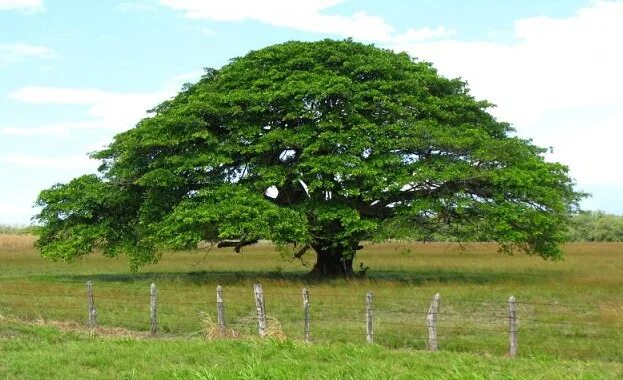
[309,244,355,277]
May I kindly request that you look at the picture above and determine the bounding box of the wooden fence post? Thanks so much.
[366,290,374,344]
[426,293,440,351]
[216,285,226,334]
[302,287,310,343]
[86,280,97,331]
[253,283,267,337]
[508,296,518,357]
[150,283,158,337]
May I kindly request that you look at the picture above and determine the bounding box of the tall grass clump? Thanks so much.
[0,224,36,249]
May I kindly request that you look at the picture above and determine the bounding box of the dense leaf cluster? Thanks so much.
[35,40,583,272]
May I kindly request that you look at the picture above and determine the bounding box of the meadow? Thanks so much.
[1,235,622,378]
[2,322,621,379]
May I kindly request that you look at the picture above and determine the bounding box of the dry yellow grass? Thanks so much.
[199,312,241,339]
[0,313,150,339]
[0,234,35,250]
[199,312,285,341]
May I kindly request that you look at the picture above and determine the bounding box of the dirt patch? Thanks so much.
[0,314,151,339]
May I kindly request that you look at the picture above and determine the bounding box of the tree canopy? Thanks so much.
[35,39,583,276]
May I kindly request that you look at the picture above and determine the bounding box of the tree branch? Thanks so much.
[217,239,259,253]
[351,178,496,218]
[293,244,310,258]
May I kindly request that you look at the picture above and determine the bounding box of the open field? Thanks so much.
[1,237,622,377]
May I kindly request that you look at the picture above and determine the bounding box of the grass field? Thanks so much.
[1,236,622,377]
[1,318,621,379]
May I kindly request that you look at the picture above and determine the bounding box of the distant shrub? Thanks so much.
[0,225,36,235]
[567,211,623,242]
[388,210,623,243]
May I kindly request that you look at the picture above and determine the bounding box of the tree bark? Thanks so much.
[309,244,355,277]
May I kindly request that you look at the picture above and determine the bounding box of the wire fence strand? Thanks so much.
[2,283,621,359]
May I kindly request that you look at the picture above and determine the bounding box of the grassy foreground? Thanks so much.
[1,236,622,364]
[1,317,621,380]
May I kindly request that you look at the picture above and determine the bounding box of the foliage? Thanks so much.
[567,211,623,242]
[34,39,583,275]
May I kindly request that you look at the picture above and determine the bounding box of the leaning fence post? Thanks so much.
[426,293,440,351]
[216,285,226,334]
[253,283,267,337]
[302,287,310,343]
[508,296,518,357]
[150,283,158,337]
[366,290,374,344]
[86,280,97,331]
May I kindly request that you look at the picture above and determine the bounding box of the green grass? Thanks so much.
[1,240,622,366]
[1,318,621,379]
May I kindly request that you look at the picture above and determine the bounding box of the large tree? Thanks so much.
[35,39,583,276]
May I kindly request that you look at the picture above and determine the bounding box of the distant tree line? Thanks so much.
[382,211,623,243]
[565,211,623,242]
[0,225,36,235]
[420,211,623,243]
[2,211,622,242]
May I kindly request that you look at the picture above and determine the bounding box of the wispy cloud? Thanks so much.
[0,42,56,67]
[6,86,166,136]
[3,71,202,137]
[0,0,43,12]
[2,120,113,138]
[159,0,450,43]
[0,153,98,170]
[0,72,202,224]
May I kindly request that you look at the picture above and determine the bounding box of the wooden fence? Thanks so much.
[78,281,520,357]
[3,280,620,361]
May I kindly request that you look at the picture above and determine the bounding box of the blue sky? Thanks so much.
[1,0,622,224]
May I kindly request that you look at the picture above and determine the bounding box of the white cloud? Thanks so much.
[2,120,113,138]
[3,71,201,137]
[0,43,56,67]
[0,0,43,11]
[388,0,623,188]
[159,0,448,43]
[9,87,116,105]
[4,87,165,137]
[0,153,98,170]
[540,110,623,187]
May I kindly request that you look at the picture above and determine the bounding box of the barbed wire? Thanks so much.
[0,281,579,301]
[0,302,615,328]
[2,287,621,355]
[0,292,619,323]
[517,318,619,329]
[2,283,616,312]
